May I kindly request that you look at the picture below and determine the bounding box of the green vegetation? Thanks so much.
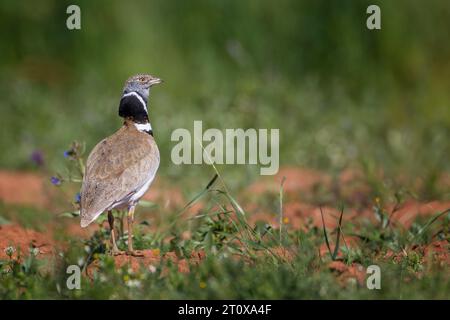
[1,170,449,299]
[0,146,448,299]
[0,1,449,299]
[0,1,449,196]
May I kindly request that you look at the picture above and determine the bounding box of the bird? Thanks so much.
[80,74,162,256]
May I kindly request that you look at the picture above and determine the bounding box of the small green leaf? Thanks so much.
[138,200,157,208]
[58,211,80,218]
[320,206,344,261]
[332,207,344,260]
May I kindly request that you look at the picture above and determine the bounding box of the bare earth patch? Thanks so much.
[0,167,448,285]
[0,170,50,209]
[0,224,55,260]
[86,250,206,277]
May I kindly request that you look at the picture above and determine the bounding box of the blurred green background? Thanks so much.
[0,0,449,197]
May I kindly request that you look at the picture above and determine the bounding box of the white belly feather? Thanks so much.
[107,173,156,211]
[130,174,154,203]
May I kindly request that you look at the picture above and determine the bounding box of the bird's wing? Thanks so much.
[80,125,159,226]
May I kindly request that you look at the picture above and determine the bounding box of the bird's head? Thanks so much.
[119,74,162,123]
[123,74,162,99]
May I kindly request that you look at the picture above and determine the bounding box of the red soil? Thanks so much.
[0,224,55,260]
[246,167,449,231]
[0,171,50,208]
[328,261,366,286]
[141,178,186,209]
[383,240,449,267]
[0,167,448,278]
[86,249,206,277]
[423,241,449,266]
[247,167,332,196]
[386,200,450,229]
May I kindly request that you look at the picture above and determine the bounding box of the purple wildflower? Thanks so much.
[64,149,76,158]
[74,193,81,203]
[50,176,61,186]
[30,150,44,167]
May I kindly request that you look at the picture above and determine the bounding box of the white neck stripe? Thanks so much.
[134,122,152,132]
[123,91,147,113]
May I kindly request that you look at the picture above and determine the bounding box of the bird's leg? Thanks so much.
[108,210,124,255]
[126,205,143,257]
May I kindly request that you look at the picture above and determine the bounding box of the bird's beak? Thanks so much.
[149,78,163,86]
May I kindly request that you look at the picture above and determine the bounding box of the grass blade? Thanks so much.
[320,206,333,259]
[332,207,344,260]
[411,208,450,242]
[279,176,286,244]
[320,206,344,261]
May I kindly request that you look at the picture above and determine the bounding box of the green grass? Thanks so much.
[1,208,449,299]
[1,169,449,299]
[0,0,449,199]
[0,0,449,300]
[0,203,52,231]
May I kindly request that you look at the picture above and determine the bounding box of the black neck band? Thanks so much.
[118,93,148,123]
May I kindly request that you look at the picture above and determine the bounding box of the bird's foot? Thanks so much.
[126,250,144,257]
[111,248,125,256]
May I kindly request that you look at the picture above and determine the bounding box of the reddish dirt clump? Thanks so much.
[87,249,206,277]
[113,249,162,273]
[328,261,366,286]
[423,241,449,266]
[0,224,55,260]
[387,200,450,229]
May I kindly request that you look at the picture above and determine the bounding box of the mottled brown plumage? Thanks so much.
[79,73,161,256]
[80,120,159,227]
